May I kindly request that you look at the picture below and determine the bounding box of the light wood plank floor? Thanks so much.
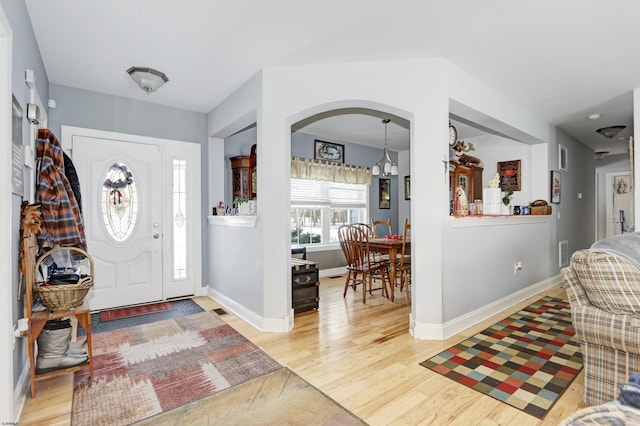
[19,276,586,425]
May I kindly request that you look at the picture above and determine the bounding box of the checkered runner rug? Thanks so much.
[420,296,583,419]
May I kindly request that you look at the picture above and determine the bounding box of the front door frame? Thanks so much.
[0,3,14,421]
[62,125,203,303]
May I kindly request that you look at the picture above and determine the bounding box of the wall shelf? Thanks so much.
[449,215,550,228]
[207,215,257,228]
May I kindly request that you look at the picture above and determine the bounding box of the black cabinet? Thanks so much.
[291,258,319,313]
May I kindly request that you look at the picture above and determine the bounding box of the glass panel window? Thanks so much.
[291,207,323,245]
[101,162,138,242]
[291,179,367,246]
[173,159,187,280]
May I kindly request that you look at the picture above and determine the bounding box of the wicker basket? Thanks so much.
[34,246,94,310]
[531,205,552,215]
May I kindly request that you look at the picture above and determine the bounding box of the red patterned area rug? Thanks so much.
[420,296,583,419]
[71,310,281,425]
[100,301,173,322]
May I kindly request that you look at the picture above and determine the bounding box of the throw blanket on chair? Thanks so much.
[591,232,640,270]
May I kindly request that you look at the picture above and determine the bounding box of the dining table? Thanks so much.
[368,236,411,301]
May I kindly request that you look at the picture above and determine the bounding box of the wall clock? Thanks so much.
[449,122,458,146]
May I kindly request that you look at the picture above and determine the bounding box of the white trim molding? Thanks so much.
[207,215,257,228]
[207,289,293,333]
[0,4,15,422]
[411,275,562,340]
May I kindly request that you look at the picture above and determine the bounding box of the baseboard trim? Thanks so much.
[207,288,292,333]
[13,361,29,423]
[207,275,563,340]
[412,275,563,340]
[319,266,346,279]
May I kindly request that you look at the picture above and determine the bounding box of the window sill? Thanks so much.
[293,244,341,253]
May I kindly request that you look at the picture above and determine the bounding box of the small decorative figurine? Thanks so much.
[489,173,500,188]
[454,185,469,216]
[451,140,483,167]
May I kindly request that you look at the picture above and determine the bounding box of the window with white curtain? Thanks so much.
[290,178,368,246]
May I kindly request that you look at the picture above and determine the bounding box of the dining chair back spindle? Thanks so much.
[397,218,411,297]
[370,218,392,262]
[371,218,392,238]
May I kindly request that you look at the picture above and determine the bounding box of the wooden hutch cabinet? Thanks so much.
[230,155,251,201]
[449,162,483,205]
[230,144,257,201]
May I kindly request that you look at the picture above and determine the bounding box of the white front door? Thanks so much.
[73,136,163,310]
[606,171,635,237]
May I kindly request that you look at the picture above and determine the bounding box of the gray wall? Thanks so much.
[48,84,210,286]
[441,128,596,323]
[48,84,206,145]
[554,128,597,254]
[0,0,49,396]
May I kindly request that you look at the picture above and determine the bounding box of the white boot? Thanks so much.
[36,320,88,374]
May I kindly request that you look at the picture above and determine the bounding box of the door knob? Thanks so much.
[153,233,160,239]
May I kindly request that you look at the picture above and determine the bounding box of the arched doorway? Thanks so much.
[289,106,413,329]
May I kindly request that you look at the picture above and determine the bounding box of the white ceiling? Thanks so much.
[25,1,639,156]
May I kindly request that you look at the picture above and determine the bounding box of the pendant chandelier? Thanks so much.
[371,118,398,177]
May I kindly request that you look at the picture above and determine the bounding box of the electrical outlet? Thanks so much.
[514,261,523,275]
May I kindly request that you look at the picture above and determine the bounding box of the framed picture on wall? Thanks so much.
[404,175,410,200]
[497,159,521,192]
[379,178,391,209]
[550,170,561,204]
[314,140,344,163]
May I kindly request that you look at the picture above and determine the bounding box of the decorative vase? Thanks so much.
[501,204,511,215]
[237,202,250,216]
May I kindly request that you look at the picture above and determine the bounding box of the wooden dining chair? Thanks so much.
[353,222,374,237]
[338,224,360,294]
[396,218,411,298]
[370,218,392,263]
[338,224,390,303]
[371,217,392,237]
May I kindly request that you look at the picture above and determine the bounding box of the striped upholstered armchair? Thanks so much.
[561,233,640,405]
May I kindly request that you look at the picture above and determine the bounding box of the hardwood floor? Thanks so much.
[19,276,585,425]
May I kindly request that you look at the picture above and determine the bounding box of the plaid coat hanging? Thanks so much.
[36,129,86,250]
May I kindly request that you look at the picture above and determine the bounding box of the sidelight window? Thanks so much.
[173,159,188,279]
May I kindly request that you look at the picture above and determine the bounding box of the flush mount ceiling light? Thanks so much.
[595,150,610,160]
[371,118,398,177]
[596,125,626,139]
[127,66,169,94]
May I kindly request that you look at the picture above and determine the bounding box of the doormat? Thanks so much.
[72,310,282,425]
[100,301,174,322]
[78,299,204,335]
[419,296,583,419]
